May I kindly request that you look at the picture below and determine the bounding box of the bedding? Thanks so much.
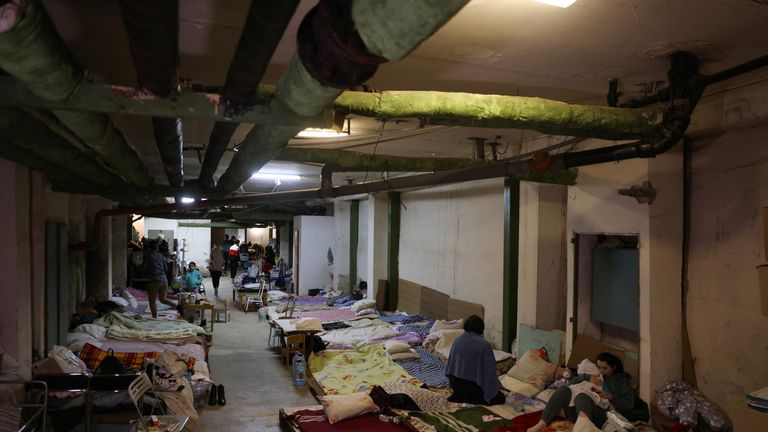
[320,325,400,346]
[282,408,415,431]
[94,312,204,341]
[409,406,513,432]
[380,382,455,412]
[92,339,206,362]
[292,308,359,323]
[282,295,330,306]
[506,350,557,390]
[395,323,434,340]
[499,375,540,397]
[393,347,448,388]
[321,392,379,424]
[308,345,422,395]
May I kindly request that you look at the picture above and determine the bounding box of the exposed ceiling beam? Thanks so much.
[0,0,153,187]
[0,78,331,128]
[277,148,495,171]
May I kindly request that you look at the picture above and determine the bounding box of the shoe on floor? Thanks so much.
[208,384,218,406]
[217,384,226,406]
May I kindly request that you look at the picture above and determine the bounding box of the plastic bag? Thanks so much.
[49,345,88,373]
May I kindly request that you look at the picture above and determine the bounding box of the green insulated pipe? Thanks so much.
[0,0,153,186]
[334,91,662,140]
[215,0,469,193]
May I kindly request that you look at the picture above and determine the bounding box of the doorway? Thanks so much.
[572,233,640,352]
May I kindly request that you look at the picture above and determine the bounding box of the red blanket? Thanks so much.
[288,409,417,432]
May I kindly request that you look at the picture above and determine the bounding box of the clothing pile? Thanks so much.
[655,381,731,431]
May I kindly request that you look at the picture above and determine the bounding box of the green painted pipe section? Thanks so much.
[352,0,468,60]
[387,192,400,310]
[349,200,360,292]
[0,108,126,188]
[502,178,520,351]
[335,91,662,140]
[278,147,495,172]
[0,0,153,186]
[276,57,343,117]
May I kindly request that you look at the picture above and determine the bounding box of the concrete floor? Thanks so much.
[196,276,317,431]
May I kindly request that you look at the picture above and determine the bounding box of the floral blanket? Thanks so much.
[95,312,204,341]
[309,345,422,395]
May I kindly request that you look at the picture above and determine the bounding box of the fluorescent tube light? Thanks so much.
[296,128,350,138]
[251,173,301,181]
[534,0,577,7]
[180,197,195,204]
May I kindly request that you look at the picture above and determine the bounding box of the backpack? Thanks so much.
[96,349,124,375]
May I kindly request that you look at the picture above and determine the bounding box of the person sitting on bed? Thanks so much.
[185,262,204,293]
[527,352,635,432]
[446,314,505,405]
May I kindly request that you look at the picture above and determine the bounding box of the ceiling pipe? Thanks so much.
[215,0,469,193]
[119,0,184,186]
[0,0,153,187]
[198,0,301,189]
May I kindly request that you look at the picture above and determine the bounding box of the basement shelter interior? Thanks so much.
[1,0,767,431]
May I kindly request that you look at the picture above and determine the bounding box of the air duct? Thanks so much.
[198,0,301,189]
[0,0,153,187]
[119,0,184,186]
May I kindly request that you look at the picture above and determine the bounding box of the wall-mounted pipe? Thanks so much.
[215,0,469,193]
[198,0,300,189]
[0,0,153,186]
[119,0,184,186]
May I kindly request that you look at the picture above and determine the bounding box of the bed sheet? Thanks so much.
[319,325,400,346]
[95,312,204,341]
[309,345,422,395]
[89,339,206,362]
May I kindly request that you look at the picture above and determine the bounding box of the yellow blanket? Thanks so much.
[309,345,422,395]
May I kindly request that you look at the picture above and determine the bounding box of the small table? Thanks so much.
[184,302,215,333]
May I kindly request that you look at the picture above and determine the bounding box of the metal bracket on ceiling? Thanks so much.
[618,181,656,204]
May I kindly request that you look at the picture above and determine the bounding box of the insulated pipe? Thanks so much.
[198,0,300,188]
[119,0,184,186]
[215,0,469,193]
[0,0,153,186]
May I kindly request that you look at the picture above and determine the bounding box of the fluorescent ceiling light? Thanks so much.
[534,0,577,7]
[180,197,195,204]
[296,128,350,138]
[251,173,301,181]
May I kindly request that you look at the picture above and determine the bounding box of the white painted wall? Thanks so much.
[366,194,390,300]
[294,215,335,295]
[176,221,212,270]
[399,178,505,347]
[334,201,350,291]
[357,199,370,289]
[246,227,270,246]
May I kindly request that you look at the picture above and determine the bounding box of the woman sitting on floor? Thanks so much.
[445,314,505,405]
[527,352,635,431]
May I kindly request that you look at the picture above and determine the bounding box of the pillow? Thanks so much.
[577,359,600,376]
[429,318,464,334]
[384,340,412,354]
[121,290,139,309]
[573,411,600,432]
[110,296,129,307]
[390,349,421,361]
[350,299,376,313]
[506,349,557,390]
[499,375,540,397]
[321,392,379,424]
[73,324,107,339]
[356,308,376,317]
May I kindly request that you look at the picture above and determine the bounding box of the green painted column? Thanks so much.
[387,192,401,310]
[502,178,521,352]
[349,201,360,292]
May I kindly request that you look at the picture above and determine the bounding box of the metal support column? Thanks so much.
[502,178,520,352]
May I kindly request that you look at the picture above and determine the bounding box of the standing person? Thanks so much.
[228,239,240,278]
[527,352,635,432]
[222,234,232,272]
[142,239,177,318]
[209,244,225,297]
[446,315,505,405]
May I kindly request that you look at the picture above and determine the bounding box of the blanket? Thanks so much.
[95,312,204,341]
[410,406,513,432]
[286,409,416,431]
[292,308,359,323]
[309,345,422,395]
[320,325,400,346]
[393,347,448,388]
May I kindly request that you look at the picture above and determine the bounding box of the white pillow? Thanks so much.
[350,299,376,313]
[577,358,600,376]
[390,349,421,361]
[429,318,464,334]
[384,340,412,354]
[506,349,557,390]
[573,411,600,432]
[110,296,129,307]
[121,290,139,309]
[356,308,376,317]
[74,324,107,339]
[321,392,379,424]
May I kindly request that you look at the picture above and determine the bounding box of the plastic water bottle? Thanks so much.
[292,352,306,387]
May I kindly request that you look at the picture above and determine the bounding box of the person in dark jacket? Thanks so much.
[142,239,177,318]
[527,352,635,431]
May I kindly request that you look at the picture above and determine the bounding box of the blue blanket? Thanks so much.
[394,347,448,388]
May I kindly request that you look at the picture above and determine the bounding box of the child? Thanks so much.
[185,262,204,293]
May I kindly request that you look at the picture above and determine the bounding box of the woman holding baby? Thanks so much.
[528,352,635,431]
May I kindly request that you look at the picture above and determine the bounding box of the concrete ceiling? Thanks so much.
[36,0,768,195]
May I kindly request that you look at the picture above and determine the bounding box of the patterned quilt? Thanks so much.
[393,347,448,388]
[292,308,359,323]
[95,312,204,341]
[309,345,422,395]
